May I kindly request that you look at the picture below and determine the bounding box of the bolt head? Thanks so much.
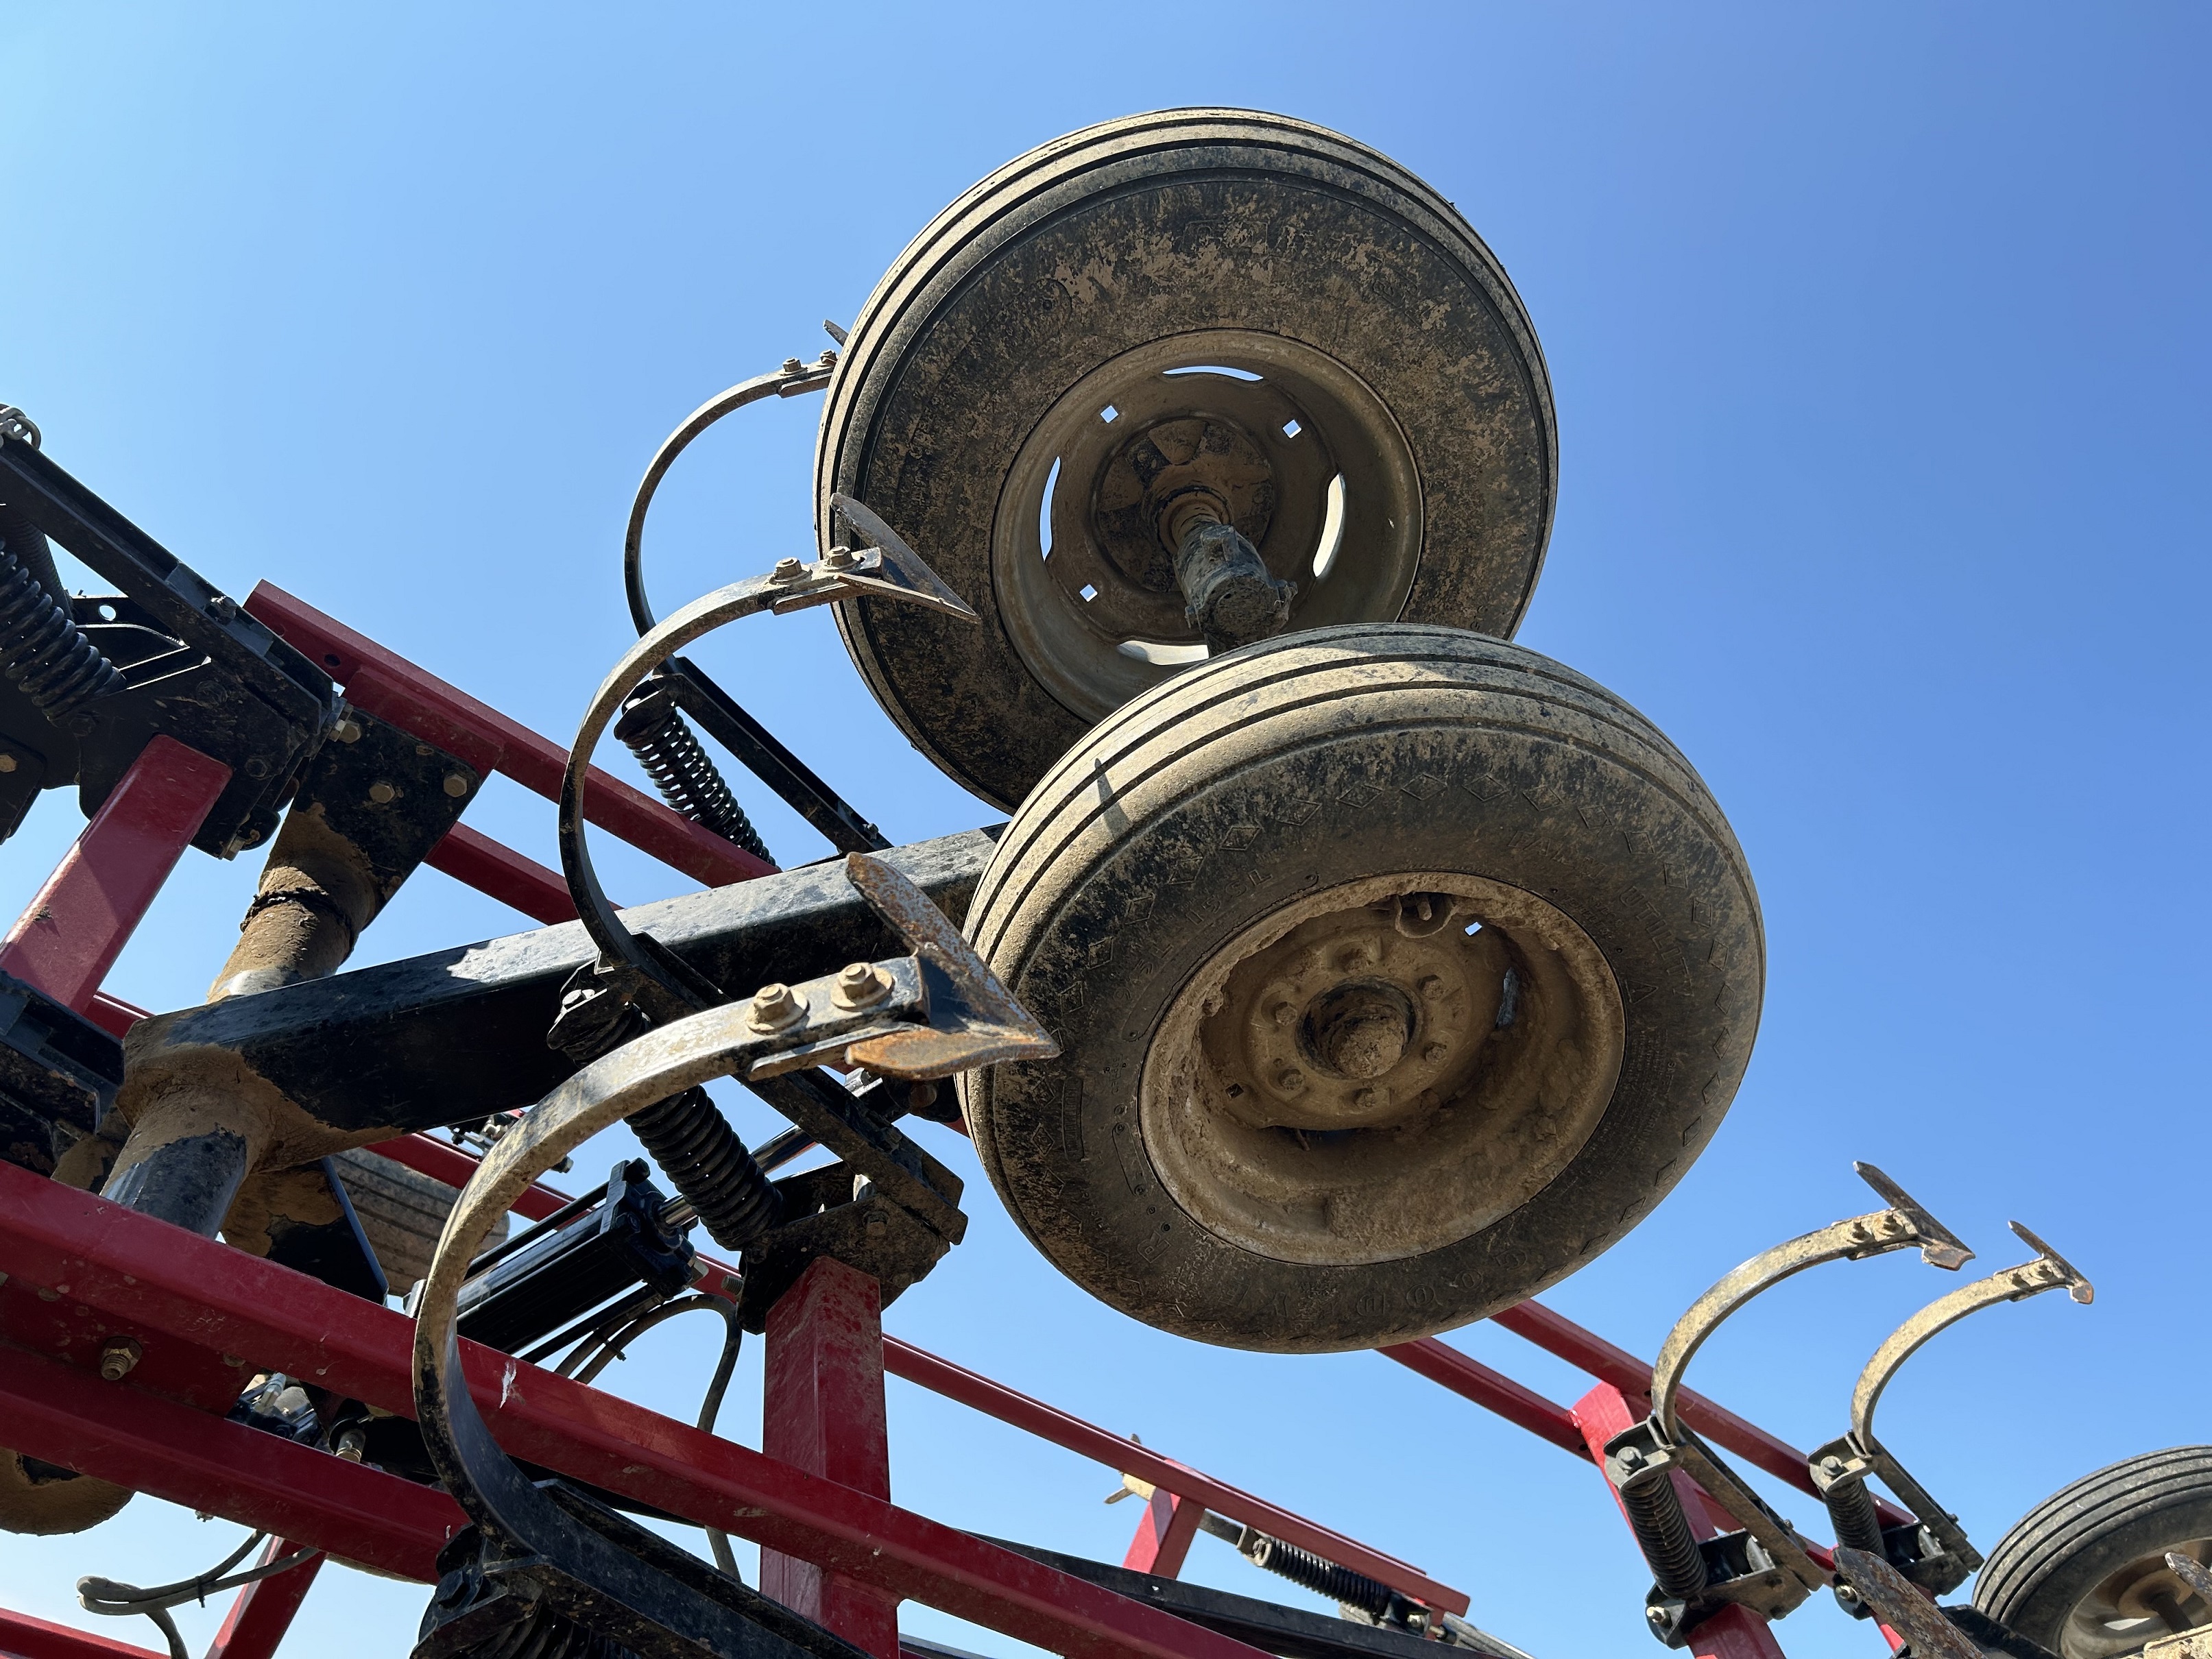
[834,961,892,1009]
[1421,1042,1449,1064]
[864,1209,889,1237]
[1647,1607,1669,1627]
[368,781,398,804]
[444,773,470,798]
[1269,1000,1298,1028]
[244,757,271,779]
[824,544,856,570]
[771,557,804,582]
[1417,975,1447,1000]
[1353,1085,1388,1112]
[1617,1445,1646,1470]
[333,718,363,743]
[747,982,806,1030]
[783,357,804,374]
[1277,1067,1306,1094]
[0,754,16,773]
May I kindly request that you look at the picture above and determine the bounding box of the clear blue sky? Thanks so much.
[2,7,2206,1658]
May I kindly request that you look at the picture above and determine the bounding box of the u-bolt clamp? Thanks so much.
[411,854,1055,1659]
[1603,1163,1975,1647]
[1814,1221,2092,1613]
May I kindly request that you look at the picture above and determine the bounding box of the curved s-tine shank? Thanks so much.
[830,494,979,622]
[1649,1163,1975,1440]
[1850,1220,2093,1449]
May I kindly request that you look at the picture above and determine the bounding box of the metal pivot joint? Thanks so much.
[1604,1162,1975,1646]
[1812,1220,2093,1613]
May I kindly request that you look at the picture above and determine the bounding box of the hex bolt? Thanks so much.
[770,557,804,583]
[443,773,470,798]
[1616,1446,1646,1473]
[243,757,271,779]
[833,961,892,1010]
[368,781,398,804]
[98,1335,142,1381]
[206,594,237,622]
[335,1425,368,1462]
[818,349,837,365]
[747,982,806,1031]
[333,717,363,743]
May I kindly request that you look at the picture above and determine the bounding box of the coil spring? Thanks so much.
[628,1085,783,1252]
[618,697,771,865]
[0,536,123,719]
[1244,1534,1400,1619]
[1621,1476,1709,1599]
[1823,1474,1888,1557]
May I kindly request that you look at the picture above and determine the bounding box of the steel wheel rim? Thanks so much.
[2058,1542,2212,1659]
[991,329,1421,723]
[1138,870,1624,1267]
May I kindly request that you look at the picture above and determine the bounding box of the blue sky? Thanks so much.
[1,6,2206,1658]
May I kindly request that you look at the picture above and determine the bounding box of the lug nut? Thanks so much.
[368,781,398,804]
[1269,1000,1298,1028]
[1277,1066,1306,1095]
[443,773,470,798]
[747,982,807,1031]
[1422,1043,1448,1064]
[1354,1086,1389,1113]
[1417,976,1446,1001]
[771,557,804,583]
[833,962,892,1010]
[98,1335,142,1381]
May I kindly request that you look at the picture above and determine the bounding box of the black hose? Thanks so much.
[0,535,123,720]
[78,1531,320,1659]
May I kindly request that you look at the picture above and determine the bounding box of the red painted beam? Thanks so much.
[1377,1339,1585,1457]
[878,1340,1466,1614]
[422,823,586,923]
[0,1165,1271,1659]
[0,1342,455,1580]
[0,1608,165,1659]
[204,1538,323,1659]
[244,583,773,889]
[1491,1302,1914,1527]
[0,736,230,1012]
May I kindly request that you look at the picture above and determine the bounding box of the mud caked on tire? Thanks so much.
[960,624,1762,1352]
[817,108,1556,810]
[1974,1448,2212,1659]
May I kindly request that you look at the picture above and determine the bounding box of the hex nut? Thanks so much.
[98,1335,143,1381]
[1417,975,1446,1000]
[747,982,806,1032]
[823,544,856,570]
[771,557,804,583]
[832,962,892,1010]
[1421,1042,1449,1063]
[443,773,470,798]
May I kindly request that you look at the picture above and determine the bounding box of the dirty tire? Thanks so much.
[959,623,1762,1352]
[0,1449,131,1536]
[818,108,1556,811]
[1975,1449,2212,1659]
[334,1145,506,1294]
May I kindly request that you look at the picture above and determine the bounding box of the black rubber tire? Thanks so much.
[959,623,1762,1352]
[817,108,1556,812]
[1975,1448,2212,1659]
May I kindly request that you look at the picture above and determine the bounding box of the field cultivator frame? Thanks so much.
[2,588,1906,1659]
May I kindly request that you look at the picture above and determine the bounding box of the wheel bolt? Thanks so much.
[1417,975,1446,1001]
[747,982,807,1031]
[1354,1086,1388,1112]
[1270,1001,1298,1028]
[1422,1043,1448,1063]
[1277,1066,1306,1094]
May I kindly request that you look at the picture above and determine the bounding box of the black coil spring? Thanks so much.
[618,700,771,865]
[422,1593,633,1659]
[1823,1475,1888,1557]
[1622,1477,1709,1598]
[628,1086,783,1252]
[1245,1534,1399,1619]
[0,536,123,719]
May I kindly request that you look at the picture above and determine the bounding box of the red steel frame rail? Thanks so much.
[0,590,1914,1659]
